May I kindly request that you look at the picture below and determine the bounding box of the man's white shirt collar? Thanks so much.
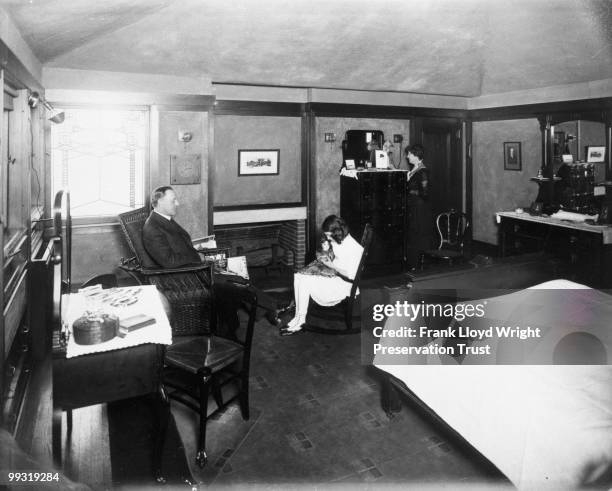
[154,209,172,221]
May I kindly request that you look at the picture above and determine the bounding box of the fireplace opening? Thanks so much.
[213,219,305,272]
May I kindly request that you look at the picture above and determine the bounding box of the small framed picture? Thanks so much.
[504,142,522,171]
[238,149,279,176]
[586,146,605,163]
[344,159,355,170]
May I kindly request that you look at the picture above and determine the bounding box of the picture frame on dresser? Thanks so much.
[238,149,280,176]
[504,142,522,171]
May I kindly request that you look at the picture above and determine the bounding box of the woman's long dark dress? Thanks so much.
[406,167,434,268]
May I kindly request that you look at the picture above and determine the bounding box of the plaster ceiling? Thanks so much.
[2,0,612,97]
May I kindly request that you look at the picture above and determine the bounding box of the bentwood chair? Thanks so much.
[117,207,257,467]
[419,209,470,270]
[304,223,373,334]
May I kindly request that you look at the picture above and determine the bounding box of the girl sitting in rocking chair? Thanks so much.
[280,215,363,336]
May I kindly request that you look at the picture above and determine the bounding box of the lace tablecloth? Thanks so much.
[63,285,172,358]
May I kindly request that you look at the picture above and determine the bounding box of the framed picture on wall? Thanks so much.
[586,146,605,163]
[503,142,522,171]
[238,149,280,176]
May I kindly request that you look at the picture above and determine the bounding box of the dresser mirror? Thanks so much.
[341,130,384,167]
[552,119,607,182]
[537,112,612,215]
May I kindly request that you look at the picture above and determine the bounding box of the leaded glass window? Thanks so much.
[51,108,147,217]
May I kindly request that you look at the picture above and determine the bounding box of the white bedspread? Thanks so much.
[375,280,612,489]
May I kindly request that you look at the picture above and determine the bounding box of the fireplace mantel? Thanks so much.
[213,206,307,226]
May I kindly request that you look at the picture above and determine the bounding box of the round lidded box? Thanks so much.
[73,312,119,345]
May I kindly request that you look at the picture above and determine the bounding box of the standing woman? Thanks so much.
[405,144,434,269]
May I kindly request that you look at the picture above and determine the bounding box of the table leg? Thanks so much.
[500,222,507,257]
[381,376,402,418]
[196,367,212,468]
[153,384,170,484]
[52,408,62,468]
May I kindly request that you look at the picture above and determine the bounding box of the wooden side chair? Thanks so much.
[419,209,470,270]
[163,282,257,467]
[304,223,373,334]
[117,207,257,467]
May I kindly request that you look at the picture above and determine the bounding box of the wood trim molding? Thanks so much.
[464,120,473,241]
[212,96,612,123]
[0,39,43,92]
[606,124,612,180]
[305,108,317,259]
[45,89,215,108]
[468,97,612,122]
[300,111,309,210]
[211,97,612,123]
[308,102,468,120]
[207,110,215,234]
[213,100,305,116]
[213,202,303,212]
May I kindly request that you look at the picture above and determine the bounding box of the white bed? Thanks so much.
[374,280,612,489]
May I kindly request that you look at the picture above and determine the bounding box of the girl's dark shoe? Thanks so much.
[277,300,295,316]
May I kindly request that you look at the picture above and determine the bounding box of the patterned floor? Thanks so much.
[173,313,509,488]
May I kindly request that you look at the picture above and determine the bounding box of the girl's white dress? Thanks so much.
[295,233,363,307]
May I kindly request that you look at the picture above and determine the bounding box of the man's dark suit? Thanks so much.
[142,211,201,268]
[142,210,279,329]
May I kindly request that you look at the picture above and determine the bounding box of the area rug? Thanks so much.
[107,395,194,487]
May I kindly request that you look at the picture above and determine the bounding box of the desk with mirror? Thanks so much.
[499,110,612,288]
[535,111,612,215]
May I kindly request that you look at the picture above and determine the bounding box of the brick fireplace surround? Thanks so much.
[212,207,307,271]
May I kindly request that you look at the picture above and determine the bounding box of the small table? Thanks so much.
[52,286,172,482]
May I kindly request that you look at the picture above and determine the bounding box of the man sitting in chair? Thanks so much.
[142,185,281,326]
[142,186,202,268]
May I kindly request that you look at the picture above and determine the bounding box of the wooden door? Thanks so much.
[414,118,464,219]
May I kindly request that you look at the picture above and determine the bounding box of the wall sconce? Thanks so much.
[28,91,65,124]
[178,131,193,142]
[27,92,40,108]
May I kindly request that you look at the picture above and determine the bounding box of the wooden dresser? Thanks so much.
[2,235,58,465]
[340,170,409,274]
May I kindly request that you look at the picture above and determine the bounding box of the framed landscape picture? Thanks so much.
[238,149,280,176]
[503,142,522,171]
